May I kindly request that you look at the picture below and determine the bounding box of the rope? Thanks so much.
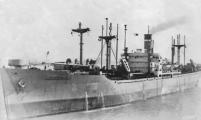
[111,47,116,60]
[95,43,106,65]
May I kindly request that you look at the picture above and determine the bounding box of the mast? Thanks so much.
[171,36,175,65]
[173,34,185,65]
[100,25,104,68]
[124,24,128,60]
[72,22,90,65]
[177,34,180,65]
[116,24,119,67]
[106,18,108,36]
[124,24,127,49]
[184,35,186,66]
[99,18,116,71]
[108,23,112,68]
[147,26,151,75]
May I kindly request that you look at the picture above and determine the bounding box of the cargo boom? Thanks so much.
[1,19,201,120]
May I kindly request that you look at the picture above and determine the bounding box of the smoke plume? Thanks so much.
[150,16,188,34]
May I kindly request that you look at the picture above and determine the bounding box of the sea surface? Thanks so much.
[1,81,201,120]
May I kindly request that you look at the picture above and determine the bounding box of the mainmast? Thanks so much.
[99,18,116,71]
[72,22,90,65]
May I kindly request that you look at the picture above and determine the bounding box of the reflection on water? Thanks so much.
[29,85,201,120]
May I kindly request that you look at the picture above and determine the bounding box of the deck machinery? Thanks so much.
[0,19,201,120]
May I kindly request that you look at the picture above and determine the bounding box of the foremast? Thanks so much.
[72,22,90,65]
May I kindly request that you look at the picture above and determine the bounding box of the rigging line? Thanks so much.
[95,43,106,64]
[111,47,116,60]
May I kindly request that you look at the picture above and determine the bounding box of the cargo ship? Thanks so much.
[1,18,201,120]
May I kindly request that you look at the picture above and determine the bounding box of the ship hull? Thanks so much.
[0,68,201,119]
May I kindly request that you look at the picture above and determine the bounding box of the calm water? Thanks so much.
[1,82,201,120]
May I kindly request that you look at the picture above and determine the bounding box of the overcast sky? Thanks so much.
[0,0,201,65]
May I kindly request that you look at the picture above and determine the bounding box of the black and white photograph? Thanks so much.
[0,0,201,120]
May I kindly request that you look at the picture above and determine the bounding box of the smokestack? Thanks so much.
[144,26,153,75]
[144,26,153,54]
